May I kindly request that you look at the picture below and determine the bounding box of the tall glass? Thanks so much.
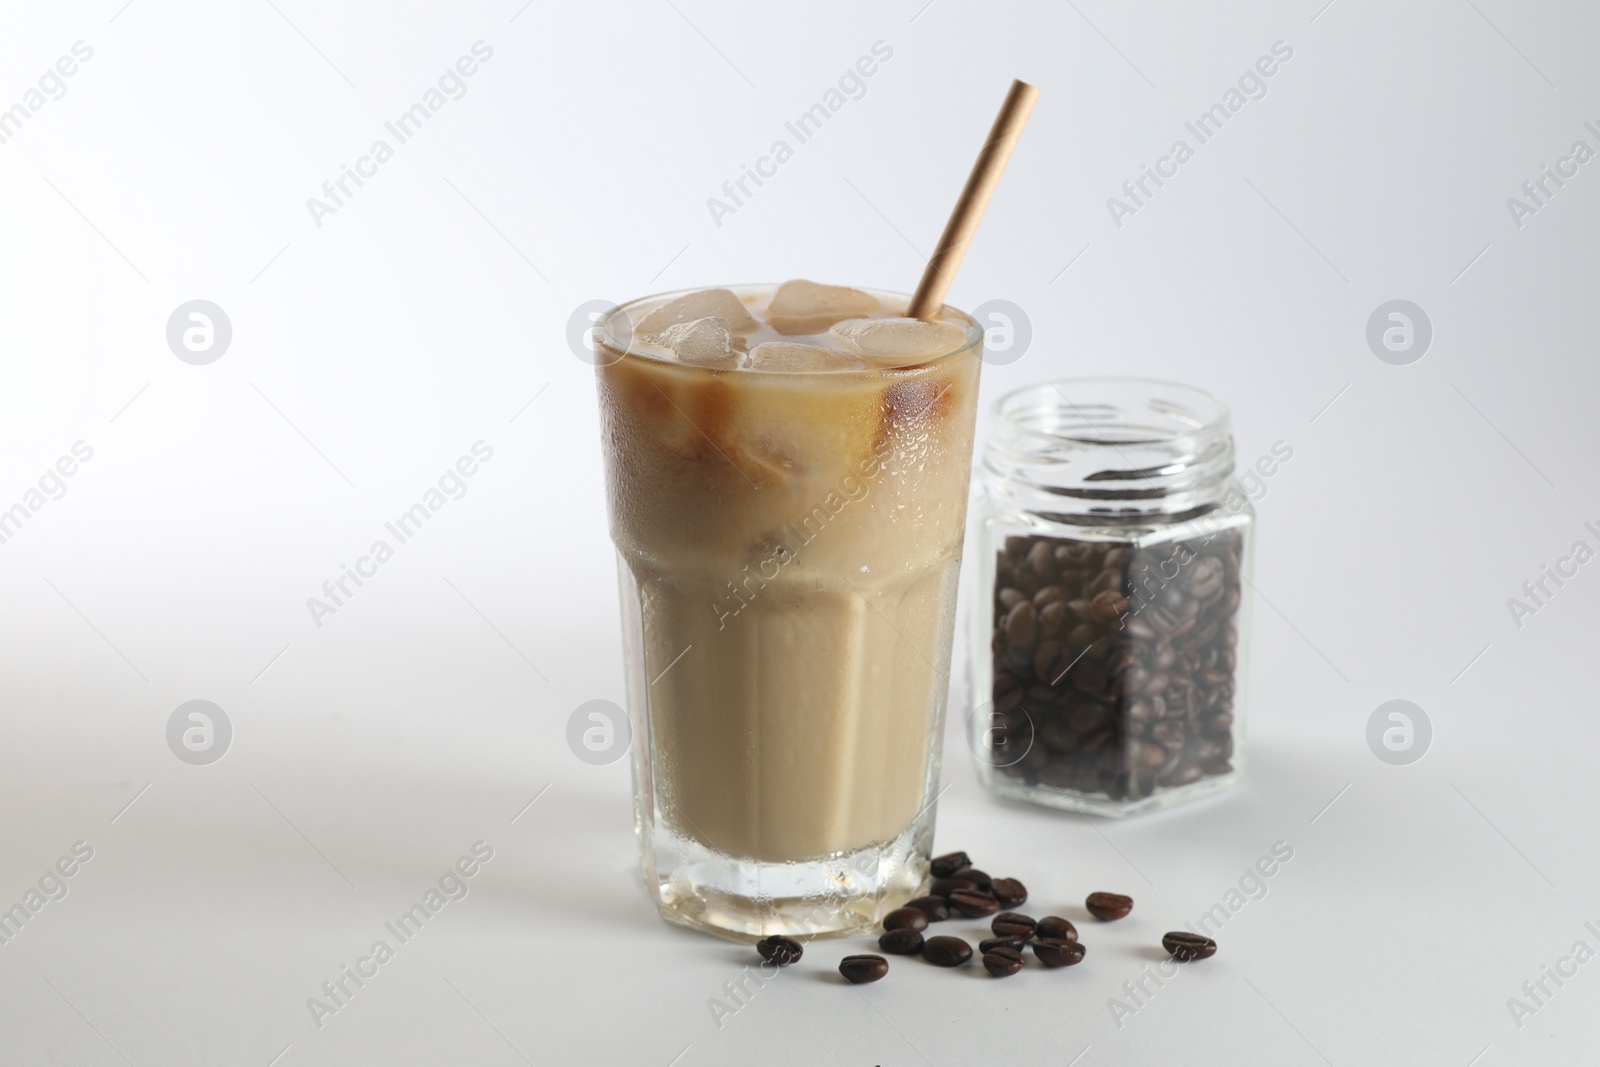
[594,286,983,940]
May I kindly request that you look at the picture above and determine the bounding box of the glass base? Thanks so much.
[645,820,930,942]
[977,762,1244,818]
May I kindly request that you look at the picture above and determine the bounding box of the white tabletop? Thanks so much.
[2,1,1597,1064]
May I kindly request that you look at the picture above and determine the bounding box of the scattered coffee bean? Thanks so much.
[1033,938,1086,968]
[1162,931,1217,961]
[1035,916,1078,942]
[839,954,889,984]
[879,928,925,955]
[983,945,1025,977]
[948,889,1000,918]
[1085,892,1133,921]
[929,875,979,898]
[905,895,949,922]
[930,851,971,879]
[883,907,928,933]
[922,936,973,967]
[756,935,802,966]
[979,936,1027,954]
[955,868,993,890]
[991,912,1037,939]
[990,877,1028,908]
[986,531,1246,803]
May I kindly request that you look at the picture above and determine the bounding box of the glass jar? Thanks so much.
[969,378,1255,816]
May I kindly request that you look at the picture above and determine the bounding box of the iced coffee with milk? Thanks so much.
[595,281,982,938]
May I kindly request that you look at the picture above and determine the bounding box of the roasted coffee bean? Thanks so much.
[1118,664,1151,697]
[948,889,1000,918]
[1039,600,1069,637]
[1004,601,1039,647]
[1033,640,1064,680]
[839,954,889,983]
[1124,616,1157,641]
[1033,938,1086,968]
[1033,584,1067,608]
[955,868,992,890]
[1072,662,1108,695]
[1025,540,1055,578]
[1089,589,1130,623]
[990,877,1028,908]
[930,851,971,879]
[1162,931,1217,961]
[991,912,1037,939]
[1085,892,1133,921]
[983,945,1025,977]
[1067,703,1107,733]
[1160,763,1204,788]
[879,928,925,955]
[905,895,949,923]
[1188,557,1224,598]
[1025,683,1058,706]
[1150,722,1184,751]
[756,935,803,965]
[1035,916,1077,942]
[882,906,927,932]
[1085,568,1119,597]
[979,936,1027,954]
[922,936,973,967]
[987,532,1245,803]
[1040,718,1077,753]
[929,875,978,898]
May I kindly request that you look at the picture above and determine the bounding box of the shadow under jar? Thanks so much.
[970,379,1255,817]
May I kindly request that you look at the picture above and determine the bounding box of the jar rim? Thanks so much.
[991,377,1231,450]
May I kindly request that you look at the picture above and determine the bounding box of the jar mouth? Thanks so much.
[985,378,1235,517]
[992,377,1231,450]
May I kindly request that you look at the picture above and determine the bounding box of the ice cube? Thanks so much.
[767,280,880,335]
[742,341,865,373]
[650,317,738,366]
[637,288,758,335]
[830,317,970,364]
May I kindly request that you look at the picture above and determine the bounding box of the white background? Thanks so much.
[1,0,1597,1064]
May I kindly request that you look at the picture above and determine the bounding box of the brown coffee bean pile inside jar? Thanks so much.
[989,529,1244,803]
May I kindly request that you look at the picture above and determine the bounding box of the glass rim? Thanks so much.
[595,283,986,375]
